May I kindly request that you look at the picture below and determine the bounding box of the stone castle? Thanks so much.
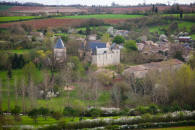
[80,40,120,67]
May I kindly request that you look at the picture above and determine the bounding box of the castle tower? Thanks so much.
[54,38,66,63]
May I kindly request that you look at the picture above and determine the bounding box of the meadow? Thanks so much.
[0,16,41,22]
[148,126,195,130]
[0,5,12,11]
[56,14,144,19]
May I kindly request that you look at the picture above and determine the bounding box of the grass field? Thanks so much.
[149,21,195,34]
[8,49,32,54]
[0,5,12,11]
[0,67,111,112]
[0,16,41,22]
[148,126,195,130]
[56,14,144,19]
[163,13,195,17]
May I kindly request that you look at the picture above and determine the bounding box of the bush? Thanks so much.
[51,111,63,120]
[28,108,39,124]
[63,106,79,117]
[113,35,125,44]
[89,108,102,118]
[38,107,50,120]
[124,40,137,51]
[105,125,120,130]
[11,105,21,115]
[148,104,159,114]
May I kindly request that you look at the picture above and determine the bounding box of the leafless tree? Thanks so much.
[7,79,10,112]
[21,79,26,113]
[14,78,18,105]
[0,78,2,110]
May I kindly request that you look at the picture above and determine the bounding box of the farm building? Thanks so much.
[54,38,66,63]
[79,40,120,67]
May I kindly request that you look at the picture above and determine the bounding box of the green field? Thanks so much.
[8,49,32,54]
[163,13,195,17]
[0,16,41,22]
[149,21,195,34]
[0,5,12,11]
[148,126,195,130]
[56,14,144,19]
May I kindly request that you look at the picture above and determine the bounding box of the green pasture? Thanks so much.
[8,49,32,54]
[56,14,144,19]
[148,126,195,130]
[0,67,111,112]
[163,13,195,17]
[0,16,41,22]
[0,5,12,11]
[149,21,195,34]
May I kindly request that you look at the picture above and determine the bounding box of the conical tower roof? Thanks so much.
[54,38,65,49]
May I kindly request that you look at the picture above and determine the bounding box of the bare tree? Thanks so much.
[14,78,18,105]
[21,79,26,113]
[0,78,2,110]
[7,79,10,112]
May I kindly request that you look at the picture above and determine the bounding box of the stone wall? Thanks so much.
[92,49,120,67]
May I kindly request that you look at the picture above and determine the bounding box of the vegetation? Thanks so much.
[56,14,144,19]
[0,4,195,129]
[0,16,41,22]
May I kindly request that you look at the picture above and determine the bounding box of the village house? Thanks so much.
[136,40,169,56]
[79,40,120,67]
[123,59,183,79]
[107,27,129,37]
[54,38,66,63]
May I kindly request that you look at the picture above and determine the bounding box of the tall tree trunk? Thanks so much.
[22,79,26,113]
[14,78,18,106]
[0,79,2,110]
[7,80,10,112]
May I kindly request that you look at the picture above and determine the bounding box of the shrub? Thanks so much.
[11,105,21,115]
[38,107,50,120]
[89,108,102,118]
[63,106,79,118]
[105,125,120,130]
[28,108,39,124]
[113,35,125,44]
[51,111,63,120]
[148,104,159,114]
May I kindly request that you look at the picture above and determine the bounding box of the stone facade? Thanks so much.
[92,46,120,67]
[80,40,120,67]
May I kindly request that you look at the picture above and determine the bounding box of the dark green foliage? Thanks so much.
[124,40,137,51]
[51,111,63,120]
[11,105,21,115]
[38,107,50,120]
[180,11,183,19]
[113,35,125,44]
[63,106,79,117]
[89,108,102,118]
[28,108,39,123]
[174,51,184,61]
[7,63,12,79]
[11,53,25,69]
[86,26,91,36]
[148,104,159,114]
[105,125,120,130]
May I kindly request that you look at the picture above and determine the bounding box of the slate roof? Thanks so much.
[85,41,106,53]
[54,38,65,49]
